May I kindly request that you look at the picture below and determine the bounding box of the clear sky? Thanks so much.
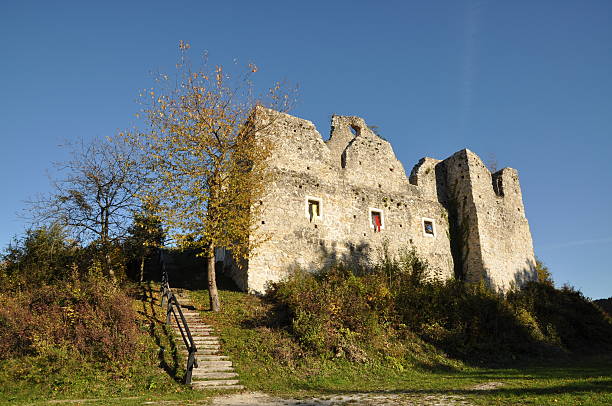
[1,1,610,298]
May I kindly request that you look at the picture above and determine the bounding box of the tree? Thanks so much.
[28,136,147,279]
[131,42,293,311]
[535,257,553,286]
[125,204,165,282]
[1,224,80,290]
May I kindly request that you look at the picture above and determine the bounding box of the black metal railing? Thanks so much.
[159,250,198,384]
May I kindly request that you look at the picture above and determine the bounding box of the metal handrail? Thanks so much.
[159,250,198,384]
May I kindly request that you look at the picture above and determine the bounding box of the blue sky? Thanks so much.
[1,1,610,298]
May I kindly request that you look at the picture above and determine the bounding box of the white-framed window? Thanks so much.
[422,217,436,237]
[369,208,385,232]
[305,196,322,222]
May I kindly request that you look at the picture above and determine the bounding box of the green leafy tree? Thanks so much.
[1,224,80,290]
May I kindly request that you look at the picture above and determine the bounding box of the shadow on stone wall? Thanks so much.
[316,240,374,273]
[160,248,239,291]
[513,258,538,289]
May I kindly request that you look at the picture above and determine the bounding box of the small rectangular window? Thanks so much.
[305,196,322,222]
[308,200,320,221]
[422,217,436,237]
[369,208,384,232]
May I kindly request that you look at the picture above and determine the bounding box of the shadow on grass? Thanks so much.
[299,377,611,397]
[138,282,183,383]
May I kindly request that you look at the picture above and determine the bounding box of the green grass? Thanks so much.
[194,288,612,406]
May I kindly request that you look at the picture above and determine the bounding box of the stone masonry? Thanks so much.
[223,108,537,294]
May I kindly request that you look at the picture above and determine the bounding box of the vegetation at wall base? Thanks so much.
[258,249,612,364]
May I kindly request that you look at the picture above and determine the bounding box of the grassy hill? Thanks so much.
[2,243,611,405]
[193,287,612,405]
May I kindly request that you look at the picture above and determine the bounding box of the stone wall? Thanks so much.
[442,149,536,291]
[224,108,536,294]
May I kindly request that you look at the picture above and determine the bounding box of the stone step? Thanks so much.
[179,347,223,355]
[173,332,216,337]
[178,353,228,359]
[178,327,209,330]
[197,360,233,368]
[175,336,215,342]
[190,383,244,390]
[190,379,240,387]
[194,348,221,353]
[191,372,238,380]
[194,365,234,372]
[194,343,220,348]
[172,324,215,334]
[196,355,229,361]
[179,348,221,355]
[172,329,214,335]
[196,349,220,355]
[171,319,209,323]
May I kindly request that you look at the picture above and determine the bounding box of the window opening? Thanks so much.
[373,212,382,232]
[422,218,436,237]
[369,208,384,232]
[306,197,322,222]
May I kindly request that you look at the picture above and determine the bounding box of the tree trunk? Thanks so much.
[100,208,116,282]
[139,255,145,282]
[207,244,221,312]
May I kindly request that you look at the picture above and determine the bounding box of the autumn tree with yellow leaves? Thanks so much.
[132,42,293,311]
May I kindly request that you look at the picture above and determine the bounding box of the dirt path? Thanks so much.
[210,391,473,405]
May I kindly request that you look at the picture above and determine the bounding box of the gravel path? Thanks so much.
[210,391,473,406]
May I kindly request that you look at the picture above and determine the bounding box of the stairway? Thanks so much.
[169,291,244,390]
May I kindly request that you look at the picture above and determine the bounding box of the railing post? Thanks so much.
[166,295,173,325]
[185,348,196,384]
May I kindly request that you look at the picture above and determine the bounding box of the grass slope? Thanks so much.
[195,288,612,406]
[0,283,214,405]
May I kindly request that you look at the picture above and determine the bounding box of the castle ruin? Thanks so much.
[224,109,537,294]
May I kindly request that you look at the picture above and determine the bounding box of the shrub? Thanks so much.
[268,266,390,358]
[508,283,612,353]
[0,272,142,364]
[266,247,612,364]
[0,225,82,290]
